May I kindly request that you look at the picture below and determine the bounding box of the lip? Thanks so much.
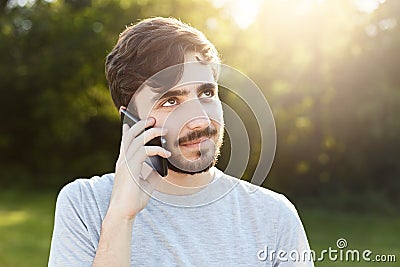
[180,137,210,148]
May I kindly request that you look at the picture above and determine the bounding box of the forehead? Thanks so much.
[178,51,216,84]
[176,60,216,86]
[138,59,216,100]
[150,58,217,96]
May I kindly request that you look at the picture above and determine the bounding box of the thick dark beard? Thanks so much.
[168,136,222,175]
[167,126,224,175]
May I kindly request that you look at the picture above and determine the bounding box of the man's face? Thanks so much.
[133,52,224,174]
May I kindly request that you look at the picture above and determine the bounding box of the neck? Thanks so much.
[155,167,215,195]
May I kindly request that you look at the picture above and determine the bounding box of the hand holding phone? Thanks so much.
[120,108,168,177]
[103,112,170,225]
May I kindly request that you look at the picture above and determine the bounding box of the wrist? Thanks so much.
[103,206,137,227]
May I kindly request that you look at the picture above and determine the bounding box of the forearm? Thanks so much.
[93,210,135,267]
[92,118,164,266]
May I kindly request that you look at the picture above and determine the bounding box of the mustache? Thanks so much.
[176,126,218,146]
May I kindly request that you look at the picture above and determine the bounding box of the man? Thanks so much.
[48,17,313,266]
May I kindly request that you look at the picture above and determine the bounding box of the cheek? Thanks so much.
[206,101,224,126]
[150,111,168,128]
[152,110,183,145]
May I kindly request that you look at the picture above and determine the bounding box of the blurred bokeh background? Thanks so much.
[0,0,399,266]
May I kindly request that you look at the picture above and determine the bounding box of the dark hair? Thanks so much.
[105,17,220,110]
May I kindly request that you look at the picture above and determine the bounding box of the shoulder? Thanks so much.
[56,173,115,210]
[58,172,114,195]
[224,174,308,240]
[218,170,300,221]
[220,171,295,208]
[49,175,115,265]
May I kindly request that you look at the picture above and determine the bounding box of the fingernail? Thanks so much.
[147,117,155,124]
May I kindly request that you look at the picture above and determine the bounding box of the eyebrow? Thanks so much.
[197,82,218,93]
[152,82,218,102]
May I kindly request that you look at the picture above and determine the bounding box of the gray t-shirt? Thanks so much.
[48,168,313,266]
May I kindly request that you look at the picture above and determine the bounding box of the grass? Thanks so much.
[300,208,399,266]
[0,190,57,267]
[0,190,398,266]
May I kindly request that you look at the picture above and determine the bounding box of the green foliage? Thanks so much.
[0,0,122,187]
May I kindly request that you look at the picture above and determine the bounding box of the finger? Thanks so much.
[122,117,155,146]
[144,146,171,158]
[126,146,171,164]
[145,170,164,188]
[136,177,157,196]
[127,162,164,191]
[122,123,130,134]
[124,127,167,156]
[127,128,168,153]
[138,171,163,194]
[143,127,168,145]
[139,162,155,181]
[127,161,157,182]
[121,118,155,154]
[120,124,130,154]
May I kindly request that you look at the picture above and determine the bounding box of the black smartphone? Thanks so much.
[120,108,168,177]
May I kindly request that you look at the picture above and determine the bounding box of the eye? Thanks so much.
[200,89,215,98]
[162,98,178,107]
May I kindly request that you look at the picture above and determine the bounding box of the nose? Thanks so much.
[185,100,211,130]
[186,116,211,130]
